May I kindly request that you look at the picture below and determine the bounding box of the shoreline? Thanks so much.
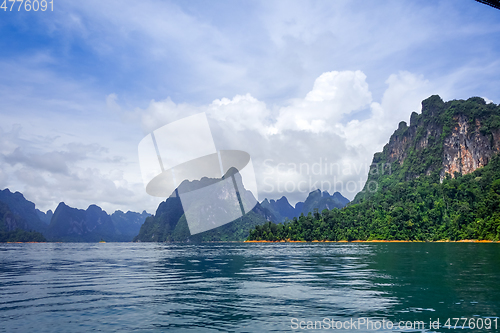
[2,240,497,244]
[244,239,498,243]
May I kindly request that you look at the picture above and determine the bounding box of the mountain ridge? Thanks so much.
[261,190,349,223]
[47,202,151,242]
[134,169,275,242]
[0,188,150,242]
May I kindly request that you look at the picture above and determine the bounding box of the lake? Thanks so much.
[1,243,499,332]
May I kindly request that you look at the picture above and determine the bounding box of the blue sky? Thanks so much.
[1,0,499,214]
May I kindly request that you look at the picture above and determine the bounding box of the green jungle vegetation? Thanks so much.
[248,155,500,242]
[0,202,46,242]
[0,229,47,243]
[248,96,500,242]
[135,198,271,242]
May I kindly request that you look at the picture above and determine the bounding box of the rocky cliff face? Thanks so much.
[47,202,150,242]
[356,95,500,202]
[377,95,499,180]
[0,201,27,231]
[134,169,274,242]
[442,115,500,178]
[0,189,47,232]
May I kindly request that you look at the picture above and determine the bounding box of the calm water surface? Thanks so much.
[0,243,499,332]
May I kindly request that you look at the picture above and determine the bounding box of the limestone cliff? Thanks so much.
[442,115,500,178]
[355,95,500,202]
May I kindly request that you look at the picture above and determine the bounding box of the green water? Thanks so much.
[0,242,498,332]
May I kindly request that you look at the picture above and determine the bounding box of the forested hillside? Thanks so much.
[248,96,500,242]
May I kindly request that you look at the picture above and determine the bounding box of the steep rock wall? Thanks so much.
[442,116,500,178]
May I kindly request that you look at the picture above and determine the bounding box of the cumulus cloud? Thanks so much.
[257,71,431,202]
[2,1,499,214]
[271,71,372,134]
[340,71,432,153]
[0,69,437,211]
[208,94,271,136]
[0,67,469,212]
[140,97,202,133]
[378,71,430,122]
[305,71,371,105]
[136,70,433,203]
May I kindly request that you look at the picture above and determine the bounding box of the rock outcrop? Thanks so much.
[356,95,500,202]
[442,115,500,178]
[380,96,498,179]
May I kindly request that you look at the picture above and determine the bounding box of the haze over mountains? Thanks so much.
[0,188,150,242]
[261,190,349,223]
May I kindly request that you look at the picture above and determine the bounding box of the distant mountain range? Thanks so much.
[47,202,150,242]
[0,184,349,243]
[134,169,275,242]
[0,188,150,242]
[1,179,350,242]
[261,190,349,223]
[135,166,350,242]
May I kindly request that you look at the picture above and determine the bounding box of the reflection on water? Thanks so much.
[0,243,499,332]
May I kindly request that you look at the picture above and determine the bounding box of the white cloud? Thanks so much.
[0,68,452,211]
[17,163,160,215]
[139,98,202,133]
[25,0,498,106]
[271,71,372,134]
[208,94,270,136]
[305,71,370,104]
[0,124,161,214]
[135,70,432,204]
[5,148,73,175]
[483,97,494,104]
[106,93,121,113]
[3,0,500,213]
[340,71,433,153]
[380,71,430,121]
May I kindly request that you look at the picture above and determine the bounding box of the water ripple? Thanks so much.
[1,243,499,332]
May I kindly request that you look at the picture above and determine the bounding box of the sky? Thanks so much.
[0,0,499,214]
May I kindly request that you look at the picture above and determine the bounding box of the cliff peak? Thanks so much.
[355,95,500,202]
